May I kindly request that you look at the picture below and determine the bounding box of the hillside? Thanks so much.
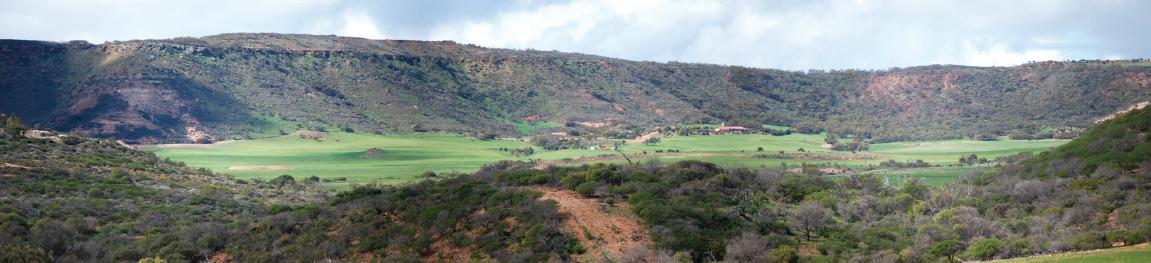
[2,33,1150,143]
[0,101,1148,262]
[0,124,583,262]
[0,124,326,261]
[477,106,1151,262]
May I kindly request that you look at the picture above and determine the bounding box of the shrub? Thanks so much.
[575,182,598,197]
[964,238,1003,260]
[930,240,963,261]
[1070,232,1107,250]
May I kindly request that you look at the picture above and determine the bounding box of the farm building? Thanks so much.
[714,126,751,134]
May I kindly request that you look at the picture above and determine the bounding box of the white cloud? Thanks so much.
[962,44,1058,66]
[340,12,385,39]
[1,0,1148,69]
[429,0,604,48]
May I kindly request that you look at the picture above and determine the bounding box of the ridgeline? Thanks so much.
[2,33,1150,143]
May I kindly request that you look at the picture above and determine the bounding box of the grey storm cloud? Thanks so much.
[1,0,1149,70]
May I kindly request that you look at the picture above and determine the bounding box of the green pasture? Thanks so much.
[147,131,1067,187]
[870,138,1067,163]
[869,166,986,186]
[146,133,533,188]
[987,244,1151,263]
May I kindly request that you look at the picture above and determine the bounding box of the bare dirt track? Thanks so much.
[148,140,239,148]
[227,165,291,171]
[531,186,651,262]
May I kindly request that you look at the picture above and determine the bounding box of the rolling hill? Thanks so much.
[2,33,1151,143]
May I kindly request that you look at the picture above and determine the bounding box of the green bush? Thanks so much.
[575,182,598,197]
[964,238,1003,260]
[930,240,963,260]
[1070,232,1107,250]
[771,245,799,262]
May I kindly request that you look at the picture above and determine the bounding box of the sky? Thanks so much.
[1,0,1148,70]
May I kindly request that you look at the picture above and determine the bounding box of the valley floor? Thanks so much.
[145,131,1068,188]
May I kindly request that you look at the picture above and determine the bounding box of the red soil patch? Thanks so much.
[612,103,626,112]
[0,163,30,169]
[573,121,609,128]
[798,246,822,256]
[1096,101,1150,124]
[520,113,549,122]
[531,186,651,262]
[208,253,233,263]
[626,131,661,144]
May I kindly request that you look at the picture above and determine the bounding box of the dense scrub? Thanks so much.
[2,34,1150,142]
[479,107,1151,262]
[1022,105,1151,177]
[0,129,579,262]
[2,106,1150,262]
[232,178,581,262]
[0,130,326,262]
[482,162,1150,262]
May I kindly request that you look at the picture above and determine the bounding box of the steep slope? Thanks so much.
[2,33,1151,143]
[479,105,1151,262]
[533,186,651,261]
[0,125,581,262]
[0,127,324,261]
[1020,103,1151,177]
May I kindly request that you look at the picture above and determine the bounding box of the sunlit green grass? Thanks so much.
[871,138,1067,163]
[987,244,1151,263]
[869,166,986,186]
[146,133,535,187]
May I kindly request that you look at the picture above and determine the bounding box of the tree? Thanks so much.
[724,233,773,263]
[0,245,49,262]
[643,137,661,145]
[964,238,1002,260]
[270,174,296,187]
[4,114,26,135]
[930,240,963,262]
[824,132,838,145]
[789,201,831,241]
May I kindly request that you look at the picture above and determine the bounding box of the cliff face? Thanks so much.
[2,33,1150,143]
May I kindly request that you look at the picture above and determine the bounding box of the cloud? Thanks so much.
[963,43,1063,67]
[339,12,384,39]
[0,0,340,41]
[2,0,1149,70]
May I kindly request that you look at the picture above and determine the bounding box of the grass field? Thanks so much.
[147,133,533,188]
[988,244,1151,263]
[146,131,1068,188]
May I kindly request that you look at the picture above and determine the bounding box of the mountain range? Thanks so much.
[3,33,1150,143]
